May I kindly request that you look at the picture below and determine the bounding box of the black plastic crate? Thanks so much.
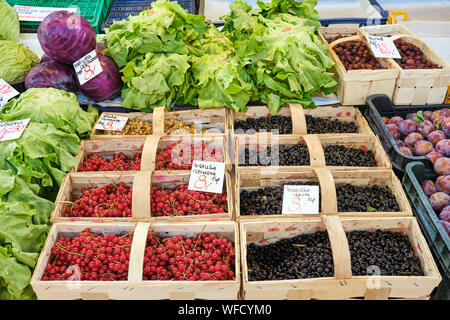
[365,94,447,174]
[403,161,449,300]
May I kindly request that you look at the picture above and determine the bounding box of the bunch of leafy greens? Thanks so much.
[0,41,39,84]
[104,0,205,111]
[0,201,48,300]
[0,88,98,138]
[222,0,337,114]
[0,0,20,42]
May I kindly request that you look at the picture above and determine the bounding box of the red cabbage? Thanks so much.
[37,11,96,64]
[25,62,79,92]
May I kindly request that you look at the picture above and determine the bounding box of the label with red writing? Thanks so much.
[282,185,319,215]
[14,5,78,22]
[365,35,401,59]
[188,161,225,194]
[73,50,103,85]
[94,114,128,132]
[0,79,19,107]
[0,119,30,142]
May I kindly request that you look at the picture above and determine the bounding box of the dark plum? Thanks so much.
[417,120,434,137]
[434,157,450,175]
[439,206,450,221]
[399,147,413,156]
[443,121,450,137]
[388,116,404,126]
[413,140,433,156]
[427,130,446,146]
[436,139,450,157]
[386,124,401,139]
[421,180,437,197]
[398,120,418,136]
[427,151,443,164]
[430,111,442,123]
[440,220,450,234]
[429,192,450,211]
[406,113,417,120]
[433,116,446,128]
[395,140,405,148]
[404,132,423,148]
[423,111,433,121]
[436,175,450,194]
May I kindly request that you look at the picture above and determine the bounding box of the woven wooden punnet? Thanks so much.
[318,25,363,44]
[240,216,441,300]
[318,29,399,105]
[51,171,234,223]
[359,24,417,38]
[235,168,411,221]
[230,104,374,136]
[31,221,240,300]
[389,35,450,105]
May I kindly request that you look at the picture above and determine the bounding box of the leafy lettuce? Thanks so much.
[0,0,20,42]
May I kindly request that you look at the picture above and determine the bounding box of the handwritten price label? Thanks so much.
[14,5,78,22]
[0,79,19,108]
[0,119,30,142]
[188,161,225,194]
[365,35,401,59]
[73,50,103,85]
[282,185,319,215]
[94,114,128,132]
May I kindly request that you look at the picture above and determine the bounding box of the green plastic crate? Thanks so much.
[6,0,113,33]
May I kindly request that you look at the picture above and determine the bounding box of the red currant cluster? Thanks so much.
[42,229,133,281]
[143,233,235,281]
[65,183,132,218]
[151,185,227,216]
[155,141,223,170]
[79,153,141,172]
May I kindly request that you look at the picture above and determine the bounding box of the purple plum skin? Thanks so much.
[439,206,450,221]
[406,113,417,120]
[429,192,450,211]
[421,180,437,197]
[436,139,450,157]
[404,132,423,148]
[434,157,450,175]
[440,220,450,234]
[386,124,401,140]
[443,121,450,137]
[388,116,404,127]
[436,175,450,194]
[417,120,434,137]
[426,151,443,164]
[413,140,433,156]
[398,120,418,136]
[395,140,405,148]
[427,130,446,146]
[423,111,433,120]
[399,147,413,156]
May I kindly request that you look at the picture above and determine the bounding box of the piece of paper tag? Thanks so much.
[73,50,103,85]
[0,79,19,108]
[365,35,401,59]
[282,185,320,215]
[188,161,225,194]
[0,119,30,142]
[95,114,129,132]
[14,5,78,22]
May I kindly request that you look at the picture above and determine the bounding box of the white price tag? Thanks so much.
[73,50,103,85]
[188,161,225,194]
[14,5,78,22]
[0,79,19,108]
[0,119,30,142]
[282,185,320,215]
[95,114,129,132]
[365,35,401,59]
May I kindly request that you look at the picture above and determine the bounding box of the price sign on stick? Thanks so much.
[95,114,129,132]
[365,35,401,59]
[188,161,225,194]
[0,119,30,142]
[0,79,19,108]
[73,50,103,85]
[282,185,320,215]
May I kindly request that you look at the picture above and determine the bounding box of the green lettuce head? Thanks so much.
[0,41,39,84]
[0,0,20,42]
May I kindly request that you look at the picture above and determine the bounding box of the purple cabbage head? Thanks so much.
[25,62,79,92]
[37,11,96,64]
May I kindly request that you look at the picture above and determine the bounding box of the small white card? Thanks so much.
[14,5,78,22]
[0,79,19,107]
[188,161,225,194]
[365,35,401,59]
[95,114,129,132]
[73,50,103,85]
[282,185,320,215]
[0,119,30,142]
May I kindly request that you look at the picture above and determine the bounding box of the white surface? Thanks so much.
[378,0,450,21]
[18,33,44,59]
[188,161,226,194]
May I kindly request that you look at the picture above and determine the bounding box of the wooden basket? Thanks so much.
[318,31,399,105]
[240,216,441,300]
[359,24,417,38]
[52,171,234,223]
[230,104,374,136]
[235,168,411,221]
[389,35,450,105]
[318,25,364,44]
[234,134,391,173]
[31,221,240,300]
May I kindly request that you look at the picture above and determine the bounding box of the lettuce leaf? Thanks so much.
[0,0,20,42]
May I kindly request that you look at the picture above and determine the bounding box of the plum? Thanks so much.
[439,206,450,221]
[398,119,418,136]
[386,123,401,139]
[434,157,450,175]
[421,180,437,197]
[388,116,404,126]
[436,175,450,194]
[433,116,446,129]
[423,111,433,120]
[443,121,450,137]
[440,220,450,234]
[426,151,443,164]
[430,110,442,122]
[395,140,405,148]
[437,109,450,117]
[417,120,434,137]
[381,117,389,124]
[413,140,433,156]
[399,146,413,156]
[404,132,423,148]
[429,192,450,211]
[406,113,417,120]
[427,130,446,146]
[436,139,450,157]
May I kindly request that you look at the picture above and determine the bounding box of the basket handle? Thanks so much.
[303,135,326,167]
[128,222,151,282]
[132,172,152,220]
[329,35,366,48]
[312,167,338,215]
[141,135,162,171]
[153,106,165,135]
[288,103,307,135]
